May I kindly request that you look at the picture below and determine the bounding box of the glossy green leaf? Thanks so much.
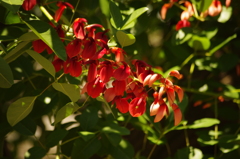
[7,96,37,126]
[25,146,47,159]
[23,20,67,61]
[71,138,101,159]
[19,32,38,41]
[26,50,56,77]
[109,1,123,29]
[0,6,21,24]
[13,117,37,136]
[100,0,110,17]
[116,30,136,47]
[4,41,32,63]
[52,83,80,102]
[54,102,79,125]
[189,118,220,129]
[188,35,211,50]
[218,6,232,23]
[0,56,13,88]
[46,129,68,148]
[121,7,148,30]
[0,0,23,13]
[75,106,99,131]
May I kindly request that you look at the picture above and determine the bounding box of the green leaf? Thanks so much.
[13,117,37,136]
[101,122,130,135]
[0,0,23,13]
[109,1,123,29]
[100,0,110,17]
[224,85,239,99]
[71,138,101,159]
[188,35,211,50]
[52,83,80,102]
[218,6,232,23]
[116,30,136,47]
[4,41,32,63]
[19,32,38,41]
[54,102,79,125]
[46,129,68,148]
[75,106,99,131]
[108,139,135,159]
[102,132,121,146]
[7,96,37,126]
[0,56,13,88]
[196,0,214,12]
[0,6,21,24]
[26,50,56,77]
[78,131,96,142]
[172,28,193,45]
[23,20,67,61]
[188,118,220,129]
[25,146,47,159]
[121,7,148,30]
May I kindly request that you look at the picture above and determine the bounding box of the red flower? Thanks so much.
[32,40,46,53]
[114,97,129,113]
[208,0,222,17]
[73,18,87,39]
[87,61,98,82]
[171,103,182,126]
[113,62,131,80]
[54,1,74,22]
[52,56,64,72]
[110,47,126,63]
[104,88,116,102]
[22,0,37,11]
[87,77,105,98]
[129,97,146,117]
[112,80,126,96]
[176,20,191,31]
[99,61,114,83]
[81,38,97,59]
[63,58,82,77]
[66,39,82,58]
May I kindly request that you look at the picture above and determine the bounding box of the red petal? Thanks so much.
[73,18,87,39]
[87,62,98,82]
[150,102,160,116]
[115,97,129,113]
[113,80,126,96]
[113,62,131,80]
[81,38,96,59]
[166,86,175,106]
[99,64,113,83]
[104,88,116,102]
[172,103,182,126]
[22,0,37,11]
[174,85,184,102]
[87,78,105,98]
[32,40,46,53]
[129,97,146,117]
[66,39,82,58]
[154,103,168,122]
[54,5,67,22]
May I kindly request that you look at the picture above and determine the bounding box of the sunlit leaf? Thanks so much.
[116,30,136,47]
[101,122,130,135]
[0,56,13,88]
[0,0,23,13]
[23,20,67,61]
[26,50,56,77]
[121,7,148,30]
[194,0,214,12]
[100,0,110,17]
[109,1,123,29]
[173,28,193,45]
[188,118,220,129]
[7,96,37,126]
[108,139,134,159]
[78,131,96,142]
[0,6,21,24]
[224,85,239,99]
[188,35,211,50]
[218,6,232,23]
[54,102,79,125]
[52,83,80,102]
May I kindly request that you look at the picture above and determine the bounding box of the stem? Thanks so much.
[214,98,218,158]
[66,0,80,33]
[183,123,190,147]
[180,53,194,68]
[61,136,81,146]
[147,131,165,159]
[39,6,56,26]
[188,63,195,88]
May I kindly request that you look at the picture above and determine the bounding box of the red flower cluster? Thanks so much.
[160,0,231,30]
[26,1,185,125]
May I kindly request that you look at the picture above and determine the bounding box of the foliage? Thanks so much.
[0,0,239,159]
